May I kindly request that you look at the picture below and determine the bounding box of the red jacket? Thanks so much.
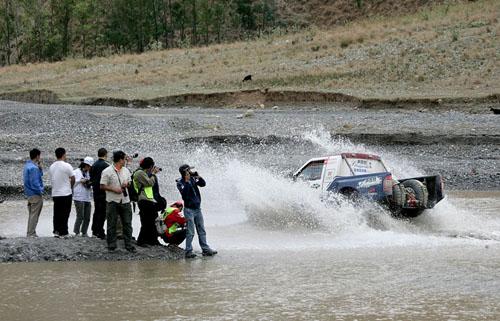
[164,207,186,237]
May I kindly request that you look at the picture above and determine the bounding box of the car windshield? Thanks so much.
[297,161,324,181]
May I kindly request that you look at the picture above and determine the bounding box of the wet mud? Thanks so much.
[0,236,183,263]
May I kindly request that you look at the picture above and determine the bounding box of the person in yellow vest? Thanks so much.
[134,157,161,247]
[160,201,187,247]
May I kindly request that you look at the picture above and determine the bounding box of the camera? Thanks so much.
[122,187,128,197]
[190,171,199,177]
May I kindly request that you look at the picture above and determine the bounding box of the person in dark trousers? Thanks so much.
[160,201,187,247]
[72,157,94,237]
[134,157,161,247]
[90,148,109,239]
[176,164,217,258]
[23,148,44,237]
[49,147,75,238]
[100,151,135,252]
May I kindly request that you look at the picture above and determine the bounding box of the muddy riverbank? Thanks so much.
[2,89,499,113]
[0,236,183,263]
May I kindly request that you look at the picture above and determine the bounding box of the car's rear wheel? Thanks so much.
[391,184,405,207]
[340,188,360,203]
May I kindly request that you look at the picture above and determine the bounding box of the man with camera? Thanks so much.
[100,150,135,252]
[176,164,217,258]
[134,157,162,247]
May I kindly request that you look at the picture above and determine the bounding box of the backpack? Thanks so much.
[155,215,167,235]
[128,169,142,203]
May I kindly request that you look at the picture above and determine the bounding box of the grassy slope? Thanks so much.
[0,0,498,102]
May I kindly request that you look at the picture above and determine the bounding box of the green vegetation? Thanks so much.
[0,0,277,65]
[0,0,497,103]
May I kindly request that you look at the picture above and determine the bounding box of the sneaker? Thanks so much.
[185,251,197,259]
[202,249,218,256]
[81,233,88,237]
[126,246,136,253]
[53,233,61,238]
[108,246,117,252]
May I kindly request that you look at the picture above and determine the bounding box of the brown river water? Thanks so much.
[1,191,499,320]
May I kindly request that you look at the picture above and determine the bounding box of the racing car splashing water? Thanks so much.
[293,153,445,218]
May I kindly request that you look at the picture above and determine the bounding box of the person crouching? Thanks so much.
[160,201,187,247]
[135,157,162,247]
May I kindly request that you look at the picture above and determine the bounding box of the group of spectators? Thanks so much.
[22,147,217,258]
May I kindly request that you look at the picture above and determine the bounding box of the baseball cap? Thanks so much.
[83,156,94,166]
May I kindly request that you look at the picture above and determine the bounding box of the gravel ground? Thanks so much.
[0,100,498,192]
[0,236,184,263]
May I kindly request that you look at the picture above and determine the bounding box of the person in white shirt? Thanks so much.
[49,147,75,238]
[73,157,94,237]
[100,150,135,252]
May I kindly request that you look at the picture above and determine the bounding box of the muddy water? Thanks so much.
[1,193,499,320]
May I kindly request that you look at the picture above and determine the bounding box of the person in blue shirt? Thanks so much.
[176,164,217,258]
[23,148,44,237]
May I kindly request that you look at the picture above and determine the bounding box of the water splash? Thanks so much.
[301,126,423,178]
[126,129,500,247]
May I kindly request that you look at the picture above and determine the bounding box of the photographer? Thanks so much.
[176,164,217,258]
[72,157,94,237]
[90,148,109,239]
[100,151,135,252]
[134,157,162,247]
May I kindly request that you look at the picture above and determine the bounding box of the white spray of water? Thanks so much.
[301,127,500,241]
[301,126,422,178]
[175,142,420,237]
[139,129,500,250]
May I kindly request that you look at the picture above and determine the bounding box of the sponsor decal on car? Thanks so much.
[357,176,382,189]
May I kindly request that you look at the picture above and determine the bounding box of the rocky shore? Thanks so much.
[0,236,184,263]
[1,99,498,192]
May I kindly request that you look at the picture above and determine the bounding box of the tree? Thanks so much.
[236,0,255,33]
[0,0,279,64]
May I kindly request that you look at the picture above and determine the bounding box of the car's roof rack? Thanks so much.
[340,153,381,160]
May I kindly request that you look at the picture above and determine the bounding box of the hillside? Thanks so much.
[0,0,498,106]
[277,0,450,27]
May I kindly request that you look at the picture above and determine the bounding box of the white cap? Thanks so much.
[83,156,94,166]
